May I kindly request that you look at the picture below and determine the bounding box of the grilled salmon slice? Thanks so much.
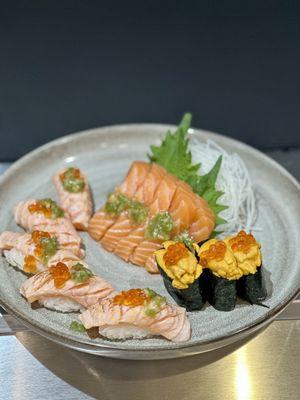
[79,289,191,342]
[14,199,84,258]
[53,167,93,231]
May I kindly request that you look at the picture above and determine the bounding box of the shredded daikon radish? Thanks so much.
[190,138,258,236]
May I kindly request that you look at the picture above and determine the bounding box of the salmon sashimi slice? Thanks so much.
[144,254,159,274]
[79,289,191,342]
[113,168,177,262]
[14,199,84,258]
[117,161,151,198]
[53,167,93,231]
[113,225,145,262]
[88,161,151,242]
[129,180,214,269]
[129,240,161,272]
[20,265,115,312]
[100,163,167,253]
[88,208,116,241]
[0,230,82,274]
[100,214,137,252]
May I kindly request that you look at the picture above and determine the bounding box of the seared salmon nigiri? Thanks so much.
[79,288,191,342]
[20,261,115,312]
[53,167,93,231]
[0,230,81,275]
[14,198,85,258]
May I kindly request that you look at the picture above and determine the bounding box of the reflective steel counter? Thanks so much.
[0,151,299,400]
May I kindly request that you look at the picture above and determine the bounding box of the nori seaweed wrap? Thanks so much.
[198,231,267,311]
[155,241,205,311]
[237,266,267,305]
[203,269,237,311]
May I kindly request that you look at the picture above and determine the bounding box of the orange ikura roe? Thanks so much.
[163,242,189,266]
[31,231,51,258]
[49,262,71,288]
[201,241,227,266]
[28,201,52,218]
[60,168,81,182]
[113,289,148,307]
[229,230,257,253]
[23,255,37,274]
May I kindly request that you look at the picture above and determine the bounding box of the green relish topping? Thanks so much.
[174,230,194,252]
[144,288,166,318]
[145,211,173,240]
[105,193,148,224]
[60,167,85,193]
[70,321,86,332]
[41,198,64,218]
[40,236,59,264]
[70,263,93,284]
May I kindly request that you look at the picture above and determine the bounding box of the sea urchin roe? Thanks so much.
[32,231,58,265]
[105,193,148,223]
[155,241,202,289]
[23,255,37,274]
[113,288,148,307]
[60,167,85,193]
[163,242,189,266]
[229,230,257,253]
[70,263,93,284]
[200,241,227,265]
[28,198,64,219]
[49,262,71,288]
[145,211,174,240]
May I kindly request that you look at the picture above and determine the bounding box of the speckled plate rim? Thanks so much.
[0,123,299,360]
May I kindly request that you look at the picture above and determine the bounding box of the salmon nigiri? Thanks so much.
[20,261,115,312]
[79,288,191,342]
[53,167,93,231]
[14,198,84,258]
[0,230,81,274]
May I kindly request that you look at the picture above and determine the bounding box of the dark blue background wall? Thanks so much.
[1,1,299,160]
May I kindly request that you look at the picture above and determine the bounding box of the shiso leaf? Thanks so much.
[148,113,228,227]
[149,113,200,182]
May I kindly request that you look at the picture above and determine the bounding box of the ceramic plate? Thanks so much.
[0,124,299,359]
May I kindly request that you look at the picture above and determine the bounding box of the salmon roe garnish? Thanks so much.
[163,242,189,266]
[113,289,148,307]
[31,231,51,258]
[201,241,226,266]
[24,255,37,274]
[28,201,52,218]
[60,168,81,182]
[49,262,71,288]
[229,230,257,254]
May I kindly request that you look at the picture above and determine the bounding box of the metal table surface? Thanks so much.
[0,150,300,400]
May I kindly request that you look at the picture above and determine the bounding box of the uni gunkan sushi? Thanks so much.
[0,230,81,275]
[225,231,267,305]
[79,288,191,342]
[53,167,93,231]
[14,198,85,258]
[198,231,266,311]
[20,261,115,312]
[155,241,205,311]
